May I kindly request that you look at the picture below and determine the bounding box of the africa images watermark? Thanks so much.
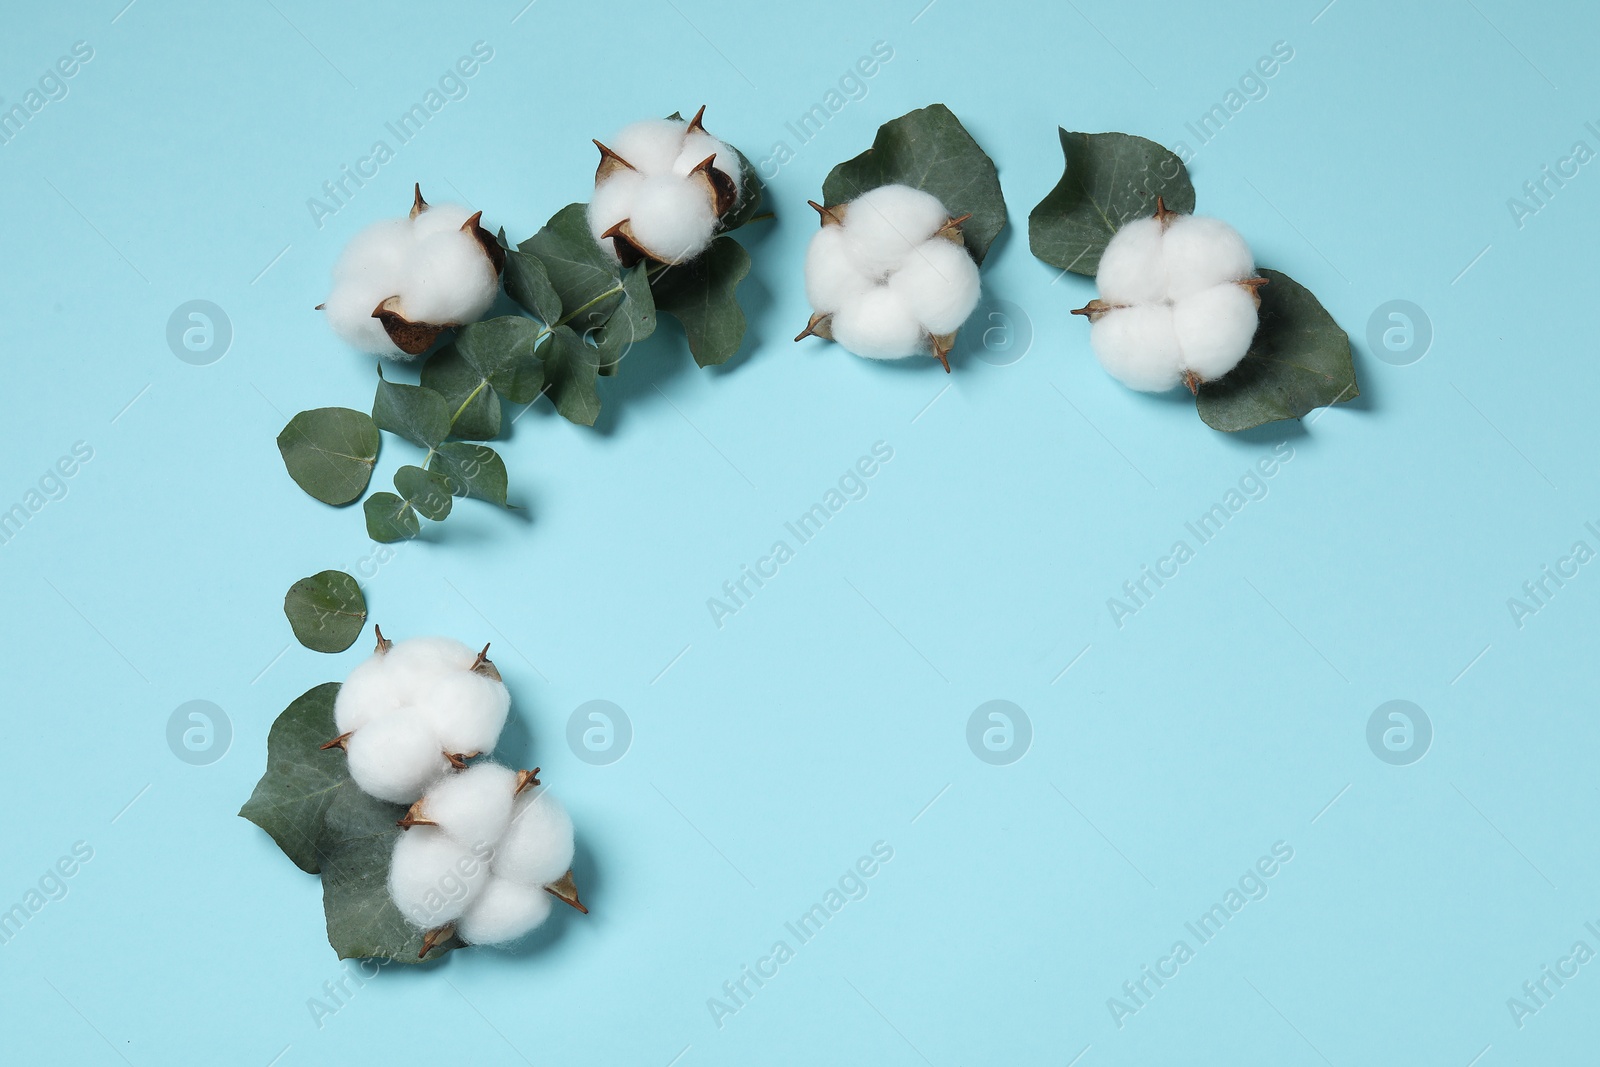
[1506,119,1600,231]
[1505,919,1600,1031]
[305,41,495,229]
[706,841,894,1030]
[0,841,95,947]
[1107,840,1295,1029]
[0,440,95,549]
[1169,40,1295,165]
[1504,520,1600,630]
[706,441,895,630]
[754,40,895,180]
[0,41,94,148]
[1105,442,1294,628]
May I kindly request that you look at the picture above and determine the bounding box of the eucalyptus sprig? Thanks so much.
[276,108,766,544]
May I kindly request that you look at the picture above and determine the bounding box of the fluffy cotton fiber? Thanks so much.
[324,200,499,358]
[344,712,451,805]
[390,763,579,946]
[332,635,511,805]
[414,762,519,850]
[587,113,741,265]
[388,826,492,929]
[801,184,980,368]
[455,876,553,946]
[1082,210,1263,392]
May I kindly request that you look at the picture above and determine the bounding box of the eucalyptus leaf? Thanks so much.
[651,236,750,367]
[521,204,624,325]
[277,408,380,506]
[503,246,563,324]
[429,442,509,506]
[421,316,545,440]
[363,492,419,543]
[395,464,453,522]
[421,350,501,440]
[1028,129,1196,276]
[319,785,458,963]
[372,374,449,449]
[592,262,657,368]
[1196,269,1358,431]
[537,325,602,427]
[822,103,1006,264]
[238,682,461,962]
[283,570,368,652]
[238,682,346,874]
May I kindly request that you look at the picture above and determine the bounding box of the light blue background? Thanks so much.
[2,0,1595,1063]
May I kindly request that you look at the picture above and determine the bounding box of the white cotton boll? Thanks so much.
[409,202,476,239]
[388,826,491,928]
[456,876,553,946]
[828,287,927,361]
[1173,283,1259,382]
[609,118,688,175]
[886,239,981,336]
[402,230,499,326]
[804,226,875,314]
[626,175,717,263]
[587,169,646,260]
[332,219,411,285]
[324,276,404,357]
[495,790,575,889]
[674,131,738,190]
[344,712,449,804]
[1089,305,1185,392]
[842,185,949,277]
[333,653,406,735]
[1095,216,1168,306]
[1161,215,1254,300]
[416,669,510,758]
[386,636,476,689]
[422,763,518,849]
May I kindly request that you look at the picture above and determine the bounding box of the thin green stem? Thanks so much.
[448,380,488,428]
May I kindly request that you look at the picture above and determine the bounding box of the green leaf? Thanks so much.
[1196,269,1358,432]
[537,325,602,427]
[238,682,346,874]
[429,442,509,506]
[277,408,380,506]
[319,785,459,963]
[520,204,625,324]
[503,246,563,324]
[822,103,1007,264]
[421,353,500,440]
[421,316,545,440]
[395,464,453,522]
[592,262,657,368]
[372,373,449,449]
[363,492,419,543]
[651,236,750,367]
[283,570,368,652]
[238,682,462,962]
[1028,129,1196,276]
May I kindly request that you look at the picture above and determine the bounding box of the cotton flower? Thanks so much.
[796,184,980,372]
[322,629,512,805]
[322,185,505,359]
[391,762,585,952]
[587,106,743,266]
[1073,199,1266,393]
